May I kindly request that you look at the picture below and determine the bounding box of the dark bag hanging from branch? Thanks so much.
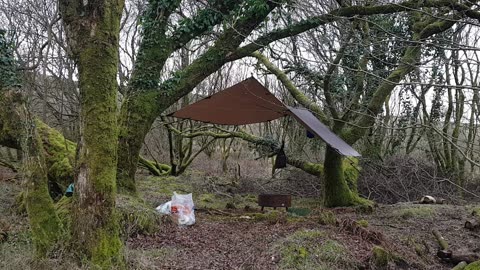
[274,142,287,169]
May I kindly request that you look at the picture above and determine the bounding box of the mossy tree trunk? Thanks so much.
[0,91,63,257]
[323,146,360,207]
[22,117,64,257]
[59,0,125,268]
[0,30,63,257]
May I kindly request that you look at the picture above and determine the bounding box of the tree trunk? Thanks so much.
[59,0,125,267]
[23,120,64,257]
[323,146,364,207]
[73,30,124,270]
[0,90,63,257]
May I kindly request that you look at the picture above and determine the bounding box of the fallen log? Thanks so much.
[433,229,449,250]
[452,261,467,270]
[465,220,480,231]
[449,254,480,265]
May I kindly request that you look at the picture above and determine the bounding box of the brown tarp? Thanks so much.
[287,106,360,157]
[170,77,288,125]
[170,77,360,157]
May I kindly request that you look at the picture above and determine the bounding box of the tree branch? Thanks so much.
[251,51,330,124]
[226,0,479,62]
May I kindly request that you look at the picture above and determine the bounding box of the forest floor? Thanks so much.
[1,168,479,270]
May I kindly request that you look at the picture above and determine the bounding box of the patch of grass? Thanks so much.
[116,195,163,237]
[0,230,32,269]
[393,206,436,219]
[470,206,480,217]
[274,229,357,270]
[252,210,287,224]
[287,208,311,217]
[318,210,337,225]
[137,176,192,206]
[55,196,72,230]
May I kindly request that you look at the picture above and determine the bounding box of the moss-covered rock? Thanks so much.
[370,245,407,269]
[357,219,369,228]
[465,261,480,270]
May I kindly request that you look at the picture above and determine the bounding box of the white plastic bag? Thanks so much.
[171,192,195,226]
[155,201,172,214]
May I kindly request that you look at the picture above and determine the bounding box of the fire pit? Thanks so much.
[258,194,291,211]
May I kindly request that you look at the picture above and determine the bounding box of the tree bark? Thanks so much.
[0,90,63,257]
[59,0,125,267]
[1,29,63,258]
[323,146,364,207]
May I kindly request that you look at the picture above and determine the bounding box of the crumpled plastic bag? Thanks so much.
[155,192,195,226]
[155,201,171,214]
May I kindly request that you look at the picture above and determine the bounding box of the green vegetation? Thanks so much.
[287,208,311,217]
[465,261,480,270]
[252,210,287,224]
[274,229,357,270]
[371,246,393,268]
[394,206,436,219]
[317,210,337,225]
[117,195,163,237]
[357,219,369,228]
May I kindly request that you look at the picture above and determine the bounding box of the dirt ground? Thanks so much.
[127,203,480,270]
[1,172,480,270]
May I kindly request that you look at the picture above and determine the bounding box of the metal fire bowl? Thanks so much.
[258,194,291,210]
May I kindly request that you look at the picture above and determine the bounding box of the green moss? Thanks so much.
[394,206,435,219]
[372,246,392,267]
[36,120,75,191]
[356,219,369,228]
[324,146,366,207]
[343,158,359,193]
[371,246,406,269]
[252,210,287,224]
[137,176,192,205]
[25,183,63,257]
[465,261,480,270]
[90,225,124,269]
[54,196,72,231]
[197,193,223,209]
[274,229,357,270]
